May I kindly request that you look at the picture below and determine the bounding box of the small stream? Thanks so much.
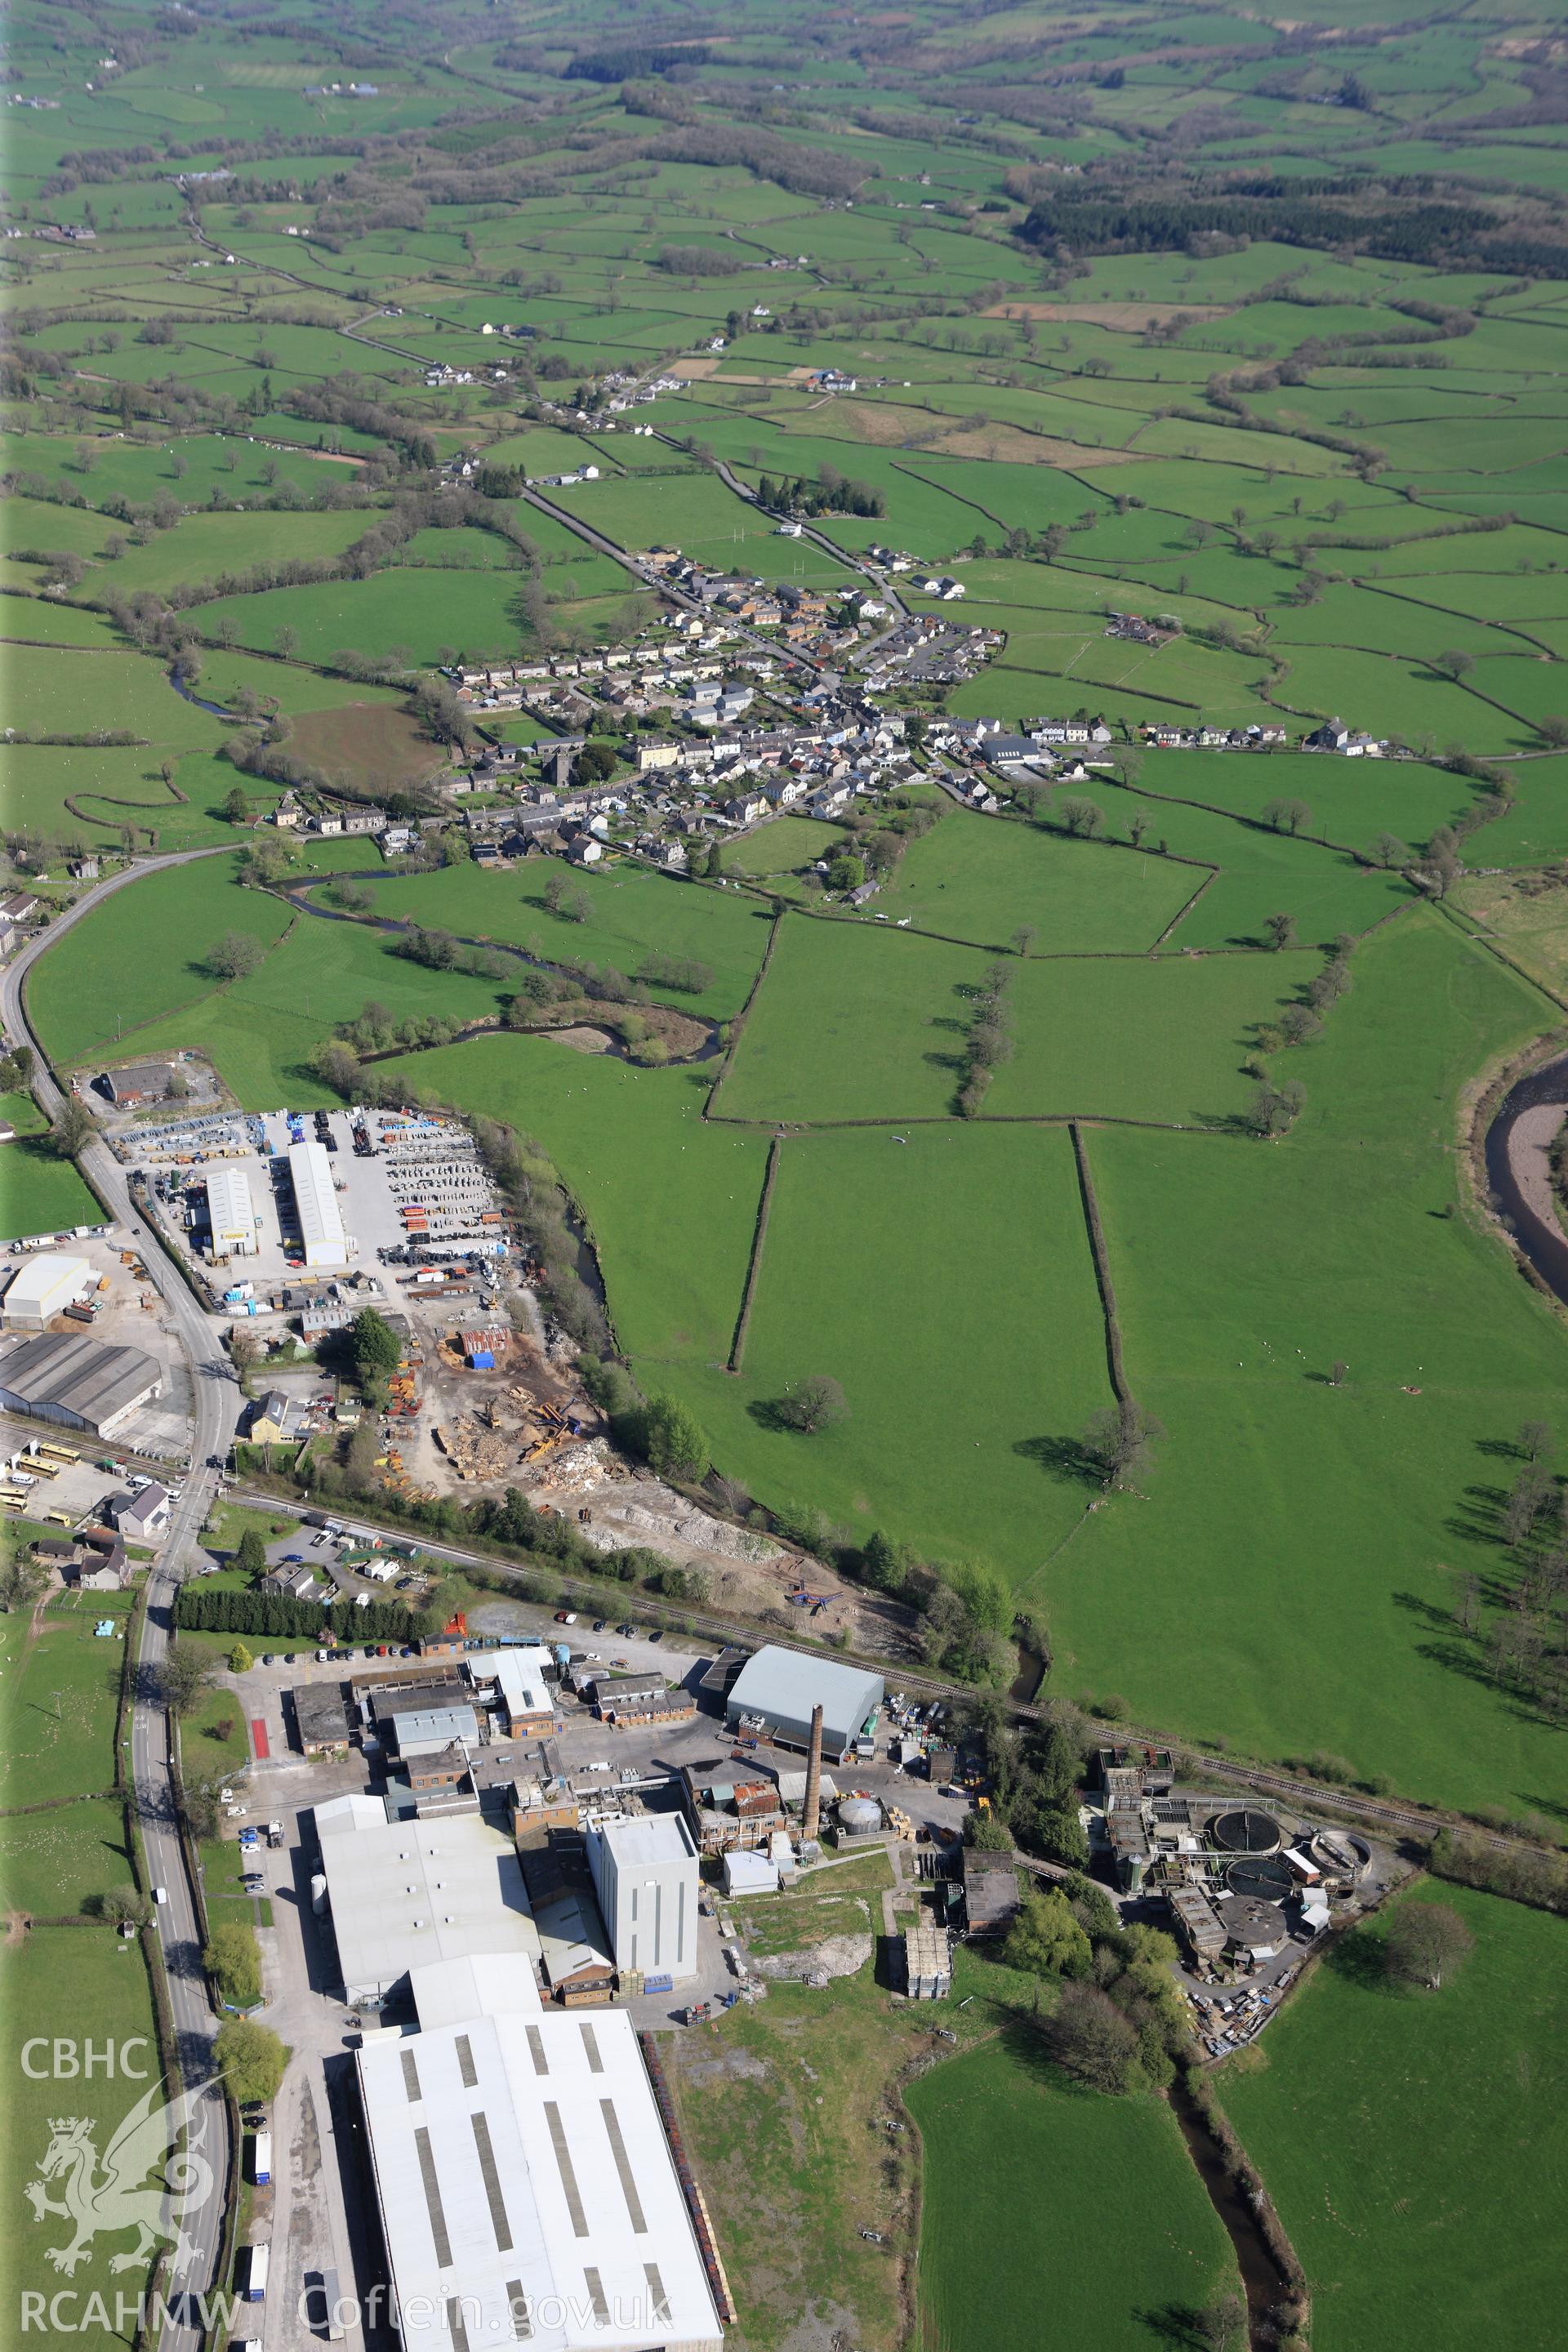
[168,672,239,718]
[1168,2079,1293,2350]
[287,883,726,1064]
[1484,1048,1568,1305]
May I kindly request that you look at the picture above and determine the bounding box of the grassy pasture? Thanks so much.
[371,1033,766,1367]
[862,812,1204,952]
[27,853,293,1067]
[0,1928,165,2350]
[0,1132,102,1239]
[349,860,773,1022]
[1219,1886,1568,2352]
[0,1597,127,1806]
[125,911,509,1105]
[910,2038,1240,2352]
[716,914,1303,1129]
[1050,911,1568,1812]
[637,1120,1114,1573]
[719,816,847,876]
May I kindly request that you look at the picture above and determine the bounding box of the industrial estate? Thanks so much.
[4,2,1568,2351]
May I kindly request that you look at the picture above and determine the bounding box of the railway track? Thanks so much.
[230,1485,1535,1865]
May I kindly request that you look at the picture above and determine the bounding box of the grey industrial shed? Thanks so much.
[725,1646,884,1760]
[0,1332,163,1436]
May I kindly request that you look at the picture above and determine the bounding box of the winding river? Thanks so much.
[1485,1052,1568,1305]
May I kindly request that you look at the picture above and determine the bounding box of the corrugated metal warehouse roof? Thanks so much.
[287,1138,346,1269]
[726,1646,884,1756]
[314,1811,540,2005]
[356,2007,724,2352]
[204,1165,256,1249]
[0,1330,163,1432]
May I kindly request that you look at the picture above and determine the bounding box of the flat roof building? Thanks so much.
[287,1138,347,1269]
[2,1254,94,1330]
[587,1814,699,1986]
[314,1808,540,2007]
[0,1331,163,1435]
[294,1685,352,1756]
[384,1703,480,1760]
[204,1165,256,1257]
[356,2006,725,2352]
[726,1646,884,1762]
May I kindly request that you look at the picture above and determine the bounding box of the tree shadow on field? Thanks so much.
[1013,1432,1103,1489]
[1446,1481,1512,1549]
[1133,2308,1214,2349]
[746,1396,807,1436]
[1321,1919,1401,1997]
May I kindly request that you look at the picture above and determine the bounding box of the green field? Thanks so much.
[720,815,848,876]
[1,1131,103,1238]
[1219,1884,1568,2352]
[0,1597,128,1806]
[373,1033,768,1365]
[872,808,1205,951]
[910,2039,1240,2352]
[344,858,773,1020]
[0,1927,167,2350]
[632,1122,1114,1570]
[27,853,294,1067]
[1050,911,1568,1812]
[715,915,1303,1128]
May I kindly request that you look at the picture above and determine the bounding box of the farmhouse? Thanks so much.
[106,1482,170,1541]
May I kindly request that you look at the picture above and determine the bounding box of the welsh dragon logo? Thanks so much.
[24,2081,215,2278]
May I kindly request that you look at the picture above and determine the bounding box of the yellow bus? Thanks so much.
[38,1444,79,1464]
[47,1509,75,1528]
[20,1462,57,1481]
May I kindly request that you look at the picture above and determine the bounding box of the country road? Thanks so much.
[3,863,241,2350]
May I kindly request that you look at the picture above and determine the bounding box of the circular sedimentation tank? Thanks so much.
[1310,1829,1371,1879]
[1209,1806,1283,1855]
[1227,1855,1294,1904]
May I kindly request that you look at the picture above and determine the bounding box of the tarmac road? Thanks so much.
[4,863,241,2350]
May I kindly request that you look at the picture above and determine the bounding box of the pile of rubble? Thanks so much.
[533,1436,624,1501]
[434,1415,515,1482]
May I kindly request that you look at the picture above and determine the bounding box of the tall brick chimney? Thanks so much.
[803,1703,825,1841]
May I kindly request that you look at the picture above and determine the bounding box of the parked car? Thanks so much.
[592,1619,606,1633]
[648,1629,664,1644]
